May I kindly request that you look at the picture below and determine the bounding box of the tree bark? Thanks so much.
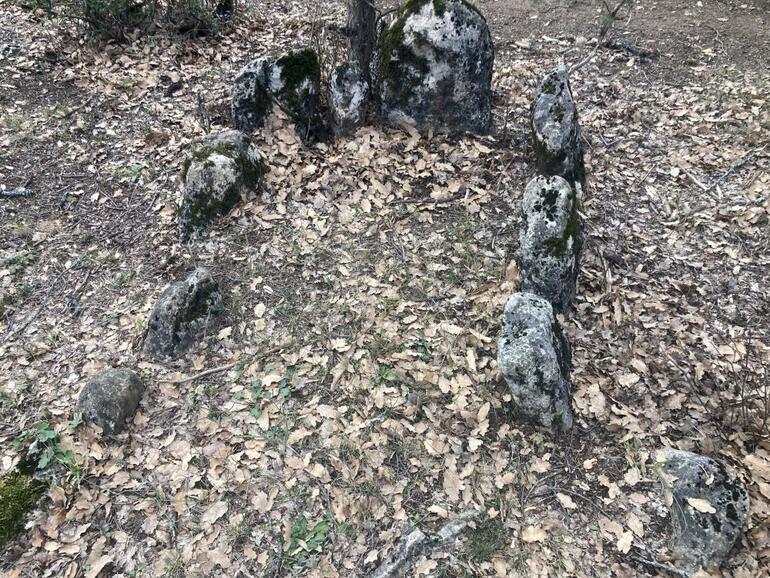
[347,0,377,83]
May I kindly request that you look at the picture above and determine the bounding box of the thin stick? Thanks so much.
[705,146,766,192]
[569,0,631,73]
[631,554,689,578]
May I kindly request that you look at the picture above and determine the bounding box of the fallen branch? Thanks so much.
[705,145,766,192]
[683,193,769,219]
[0,188,31,199]
[631,554,689,578]
[372,511,480,578]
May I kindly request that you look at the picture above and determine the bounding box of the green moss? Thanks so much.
[0,472,47,547]
[465,516,506,562]
[544,184,582,258]
[276,48,320,91]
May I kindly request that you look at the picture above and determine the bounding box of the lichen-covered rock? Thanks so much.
[0,471,46,547]
[519,175,583,313]
[232,48,321,136]
[376,0,493,134]
[660,448,750,574]
[143,267,222,360]
[179,130,263,241]
[497,292,573,431]
[531,66,585,186]
[329,62,369,137]
[77,368,144,436]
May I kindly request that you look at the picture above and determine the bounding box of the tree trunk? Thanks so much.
[347,0,377,83]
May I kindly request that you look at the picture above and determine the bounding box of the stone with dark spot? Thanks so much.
[77,369,144,436]
[143,268,222,360]
[661,448,749,574]
[376,0,493,134]
[329,62,369,137]
[179,130,263,241]
[497,292,573,431]
[531,66,585,186]
[232,48,321,136]
[518,175,583,313]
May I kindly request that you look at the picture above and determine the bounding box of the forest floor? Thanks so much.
[1,0,769,576]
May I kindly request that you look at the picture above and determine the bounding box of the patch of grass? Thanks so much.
[286,515,330,568]
[110,270,134,289]
[464,515,507,562]
[13,421,82,484]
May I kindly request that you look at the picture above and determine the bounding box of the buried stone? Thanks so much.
[179,130,263,241]
[232,48,321,136]
[376,0,493,134]
[143,267,222,360]
[531,66,585,186]
[660,448,750,574]
[329,62,369,137]
[78,368,145,436]
[519,175,583,313]
[497,292,573,431]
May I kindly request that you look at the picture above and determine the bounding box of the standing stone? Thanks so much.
[179,130,263,241]
[660,448,750,574]
[143,268,222,360]
[376,0,493,134]
[232,48,321,136]
[519,175,583,313]
[497,292,573,431]
[329,62,369,137]
[531,66,585,186]
[77,369,144,436]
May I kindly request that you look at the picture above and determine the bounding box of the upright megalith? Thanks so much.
[78,368,145,436]
[531,66,585,186]
[519,175,583,313]
[329,62,369,137]
[179,130,263,241]
[659,448,750,574]
[232,48,321,136]
[376,0,493,134]
[497,292,573,431]
[143,268,222,360]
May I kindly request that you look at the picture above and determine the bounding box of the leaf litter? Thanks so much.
[0,0,769,577]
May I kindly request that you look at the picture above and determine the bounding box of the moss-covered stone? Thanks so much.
[178,130,264,241]
[531,66,586,187]
[0,472,47,547]
[232,49,323,139]
[518,175,583,313]
[376,0,493,134]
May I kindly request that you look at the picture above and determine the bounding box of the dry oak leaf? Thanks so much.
[616,531,633,554]
[556,493,577,509]
[686,497,717,514]
[201,501,229,527]
[521,525,547,543]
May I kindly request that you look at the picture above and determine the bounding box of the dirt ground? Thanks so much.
[1,0,769,576]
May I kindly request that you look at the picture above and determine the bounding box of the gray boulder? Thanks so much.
[376,0,493,134]
[78,369,144,436]
[531,66,585,186]
[497,292,573,431]
[232,48,321,136]
[179,130,263,241]
[519,175,583,313]
[661,448,750,574]
[143,268,222,360]
[329,62,369,137]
